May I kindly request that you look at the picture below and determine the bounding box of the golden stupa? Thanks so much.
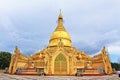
[8,12,113,75]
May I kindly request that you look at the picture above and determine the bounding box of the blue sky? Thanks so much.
[0,0,120,63]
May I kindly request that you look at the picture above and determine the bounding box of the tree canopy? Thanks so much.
[111,62,120,71]
[0,51,12,69]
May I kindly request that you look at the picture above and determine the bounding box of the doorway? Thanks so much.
[54,54,67,74]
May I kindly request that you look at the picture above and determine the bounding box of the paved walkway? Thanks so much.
[0,73,120,80]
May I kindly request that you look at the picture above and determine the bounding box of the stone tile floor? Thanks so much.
[0,73,120,80]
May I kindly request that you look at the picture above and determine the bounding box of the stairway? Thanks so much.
[16,68,40,75]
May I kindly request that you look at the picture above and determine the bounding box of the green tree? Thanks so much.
[111,62,120,71]
[0,51,11,69]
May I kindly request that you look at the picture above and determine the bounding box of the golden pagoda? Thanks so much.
[8,12,113,75]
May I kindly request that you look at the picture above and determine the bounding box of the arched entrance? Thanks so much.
[54,54,67,74]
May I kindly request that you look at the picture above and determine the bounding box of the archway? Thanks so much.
[54,54,67,74]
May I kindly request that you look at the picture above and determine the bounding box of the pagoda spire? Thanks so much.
[49,10,72,47]
[55,10,66,31]
[58,9,63,19]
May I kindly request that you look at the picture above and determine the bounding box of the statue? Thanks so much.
[31,62,34,68]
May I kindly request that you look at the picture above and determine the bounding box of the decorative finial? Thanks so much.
[58,9,63,19]
[14,46,20,54]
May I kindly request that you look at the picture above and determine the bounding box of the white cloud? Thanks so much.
[108,42,120,55]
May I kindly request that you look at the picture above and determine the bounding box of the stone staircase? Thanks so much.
[76,68,105,76]
[16,68,40,75]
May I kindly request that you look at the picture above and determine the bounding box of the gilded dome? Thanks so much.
[50,31,71,40]
[49,12,72,47]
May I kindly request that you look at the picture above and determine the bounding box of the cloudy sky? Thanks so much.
[0,0,120,63]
